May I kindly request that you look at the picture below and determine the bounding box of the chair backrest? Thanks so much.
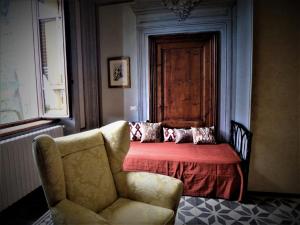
[33,129,118,213]
[99,121,130,175]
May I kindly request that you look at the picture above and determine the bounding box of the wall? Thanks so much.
[97,0,253,140]
[98,4,138,125]
[133,0,238,141]
[249,0,300,193]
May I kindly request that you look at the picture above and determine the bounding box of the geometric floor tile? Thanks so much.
[32,195,300,225]
[175,196,300,225]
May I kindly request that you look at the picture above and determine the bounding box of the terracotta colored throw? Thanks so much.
[123,142,244,201]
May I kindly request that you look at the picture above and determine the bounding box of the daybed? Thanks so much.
[123,121,252,201]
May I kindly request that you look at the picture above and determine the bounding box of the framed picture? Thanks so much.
[107,57,131,88]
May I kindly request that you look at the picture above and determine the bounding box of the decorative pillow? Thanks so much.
[129,122,143,141]
[191,126,216,144]
[140,122,162,143]
[174,128,193,144]
[163,127,176,142]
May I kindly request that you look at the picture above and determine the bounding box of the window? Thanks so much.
[0,0,68,126]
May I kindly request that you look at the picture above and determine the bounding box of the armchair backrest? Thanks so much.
[33,128,119,213]
[99,120,130,175]
[32,134,66,207]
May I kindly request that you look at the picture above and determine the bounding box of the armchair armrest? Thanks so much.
[115,172,183,210]
[51,199,109,225]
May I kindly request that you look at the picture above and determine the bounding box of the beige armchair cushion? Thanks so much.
[52,199,109,225]
[115,172,183,210]
[99,198,173,225]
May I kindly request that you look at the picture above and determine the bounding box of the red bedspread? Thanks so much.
[123,142,244,201]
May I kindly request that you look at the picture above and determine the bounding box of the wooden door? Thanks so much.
[149,33,218,128]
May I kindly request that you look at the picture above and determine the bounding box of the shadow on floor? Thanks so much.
[0,186,48,225]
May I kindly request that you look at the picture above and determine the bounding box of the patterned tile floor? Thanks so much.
[33,196,300,225]
[176,196,300,225]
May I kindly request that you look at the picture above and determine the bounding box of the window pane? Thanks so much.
[39,18,68,117]
[0,0,39,124]
[38,0,61,19]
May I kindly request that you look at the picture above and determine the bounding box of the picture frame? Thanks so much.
[107,57,131,88]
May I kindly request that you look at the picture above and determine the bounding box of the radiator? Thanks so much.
[0,125,63,211]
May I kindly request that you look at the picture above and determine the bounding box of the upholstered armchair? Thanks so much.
[33,121,183,225]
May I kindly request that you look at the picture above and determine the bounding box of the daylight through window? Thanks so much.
[0,0,68,126]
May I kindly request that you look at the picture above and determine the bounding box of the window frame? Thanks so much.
[35,0,69,119]
[0,0,69,129]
